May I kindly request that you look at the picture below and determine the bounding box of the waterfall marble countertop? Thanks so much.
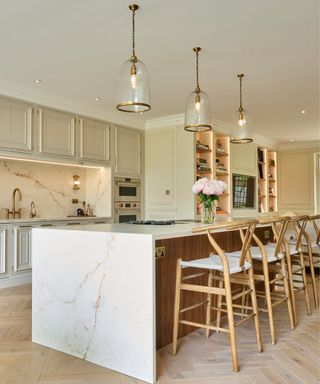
[0,216,111,226]
[36,216,258,240]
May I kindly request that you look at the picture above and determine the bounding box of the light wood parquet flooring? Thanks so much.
[0,283,319,384]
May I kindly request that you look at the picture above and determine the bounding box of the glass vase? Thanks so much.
[200,204,214,224]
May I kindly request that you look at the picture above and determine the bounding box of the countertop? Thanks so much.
[0,216,111,226]
[36,216,253,240]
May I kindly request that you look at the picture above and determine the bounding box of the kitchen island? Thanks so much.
[32,220,269,383]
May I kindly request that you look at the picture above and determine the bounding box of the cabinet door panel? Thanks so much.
[38,108,75,157]
[80,118,110,161]
[0,98,32,151]
[115,127,141,175]
[14,228,32,272]
[0,229,6,275]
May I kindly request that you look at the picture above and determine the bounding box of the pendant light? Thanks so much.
[116,4,151,113]
[230,74,253,144]
[184,47,212,132]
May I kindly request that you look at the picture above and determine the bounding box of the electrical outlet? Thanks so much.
[155,246,166,259]
[72,199,79,204]
[264,230,270,239]
[165,189,170,195]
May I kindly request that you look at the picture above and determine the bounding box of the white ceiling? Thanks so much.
[0,0,319,143]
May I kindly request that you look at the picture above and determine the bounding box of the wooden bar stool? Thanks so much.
[249,216,295,345]
[302,214,320,308]
[283,215,311,324]
[172,220,262,372]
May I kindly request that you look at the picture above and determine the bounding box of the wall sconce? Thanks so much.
[73,175,80,190]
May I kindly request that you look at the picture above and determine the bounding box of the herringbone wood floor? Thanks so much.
[0,283,319,384]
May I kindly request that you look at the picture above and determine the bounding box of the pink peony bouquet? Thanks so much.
[192,177,227,208]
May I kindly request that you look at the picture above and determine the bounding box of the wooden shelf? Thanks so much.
[216,171,229,176]
[259,195,267,198]
[197,170,212,174]
[259,178,266,181]
[216,152,229,157]
[196,147,212,154]
[269,195,277,198]
[268,179,276,182]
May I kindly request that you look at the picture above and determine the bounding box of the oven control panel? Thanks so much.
[114,202,141,209]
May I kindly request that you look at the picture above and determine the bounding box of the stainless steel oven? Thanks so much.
[114,176,141,202]
[114,202,141,223]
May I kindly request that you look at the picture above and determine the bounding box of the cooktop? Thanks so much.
[128,220,175,225]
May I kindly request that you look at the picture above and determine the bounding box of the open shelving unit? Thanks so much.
[267,150,278,212]
[195,131,214,216]
[194,131,231,217]
[257,147,268,213]
[214,133,231,215]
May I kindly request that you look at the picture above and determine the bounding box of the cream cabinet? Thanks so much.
[37,108,76,158]
[231,142,257,176]
[79,118,110,162]
[0,229,6,275]
[13,227,32,272]
[0,98,32,152]
[115,126,141,175]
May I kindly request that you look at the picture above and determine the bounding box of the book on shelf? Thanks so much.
[216,147,226,155]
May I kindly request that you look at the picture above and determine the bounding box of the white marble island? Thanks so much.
[31,219,235,383]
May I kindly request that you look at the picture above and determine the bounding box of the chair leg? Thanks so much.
[262,260,276,345]
[172,259,182,355]
[307,247,319,309]
[248,268,263,353]
[285,251,298,326]
[215,277,224,332]
[224,276,239,372]
[280,257,295,331]
[205,270,214,338]
[299,252,311,315]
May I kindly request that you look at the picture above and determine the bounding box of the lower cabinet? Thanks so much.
[0,229,7,275]
[13,227,32,272]
[0,226,32,288]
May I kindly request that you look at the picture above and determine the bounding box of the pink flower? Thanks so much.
[193,178,227,196]
[192,177,208,194]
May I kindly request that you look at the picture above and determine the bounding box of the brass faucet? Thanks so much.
[30,201,36,219]
[6,188,23,219]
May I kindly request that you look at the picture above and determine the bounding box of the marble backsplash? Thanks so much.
[0,159,112,219]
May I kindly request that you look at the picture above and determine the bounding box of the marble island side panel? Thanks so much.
[32,228,156,383]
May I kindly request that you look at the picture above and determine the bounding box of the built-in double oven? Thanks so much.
[114,176,141,223]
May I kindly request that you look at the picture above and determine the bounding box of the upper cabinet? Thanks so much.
[37,108,75,158]
[115,126,141,176]
[231,142,257,176]
[0,98,32,152]
[79,118,110,162]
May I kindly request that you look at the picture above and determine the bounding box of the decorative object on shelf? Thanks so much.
[184,47,212,132]
[192,177,227,223]
[116,4,151,113]
[73,175,80,190]
[231,74,253,144]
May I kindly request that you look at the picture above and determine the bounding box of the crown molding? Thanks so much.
[145,113,279,148]
[277,141,320,151]
[0,77,145,130]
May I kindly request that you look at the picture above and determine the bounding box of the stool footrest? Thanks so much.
[180,300,209,314]
[179,319,230,333]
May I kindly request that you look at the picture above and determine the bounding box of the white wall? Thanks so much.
[0,159,112,219]
[278,147,319,214]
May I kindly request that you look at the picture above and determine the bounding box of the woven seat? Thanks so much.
[181,254,251,274]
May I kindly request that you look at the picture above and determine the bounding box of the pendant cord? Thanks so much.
[132,8,136,58]
[195,50,200,92]
[238,74,244,112]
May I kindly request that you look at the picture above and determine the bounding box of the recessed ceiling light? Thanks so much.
[33,79,42,83]
[289,139,294,142]
[95,97,101,102]
[301,110,306,114]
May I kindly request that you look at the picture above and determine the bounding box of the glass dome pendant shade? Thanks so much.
[184,47,212,132]
[231,74,253,144]
[116,4,151,113]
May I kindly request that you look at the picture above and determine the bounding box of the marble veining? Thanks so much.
[0,159,112,218]
[32,229,155,383]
